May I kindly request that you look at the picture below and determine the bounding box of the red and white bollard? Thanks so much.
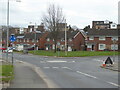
[102,60,106,67]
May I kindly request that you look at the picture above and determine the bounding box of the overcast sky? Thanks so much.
[0,0,119,28]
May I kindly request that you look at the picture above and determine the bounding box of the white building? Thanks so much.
[110,23,117,29]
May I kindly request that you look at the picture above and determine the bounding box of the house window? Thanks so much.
[19,39,21,42]
[69,38,72,42]
[87,44,92,48]
[47,38,50,42]
[89,36,94,40]
[27,39,29,42]
[52,44,55,49]
[17,39,19,42]
[99,36,105,40]
[111,44,118,50]
[30,28,32,32]
[32,39,34,42]
[112,25,115,27]
[61,38,65,42]
[99,44,106,50]
[112,37,118,41]
[37,39,39,42]
[24,39,25,42]
[60,45,65,50]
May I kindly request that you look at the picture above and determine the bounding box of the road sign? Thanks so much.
[10,34,16,42]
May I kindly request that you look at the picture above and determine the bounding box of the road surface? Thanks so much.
[2,53,119,88]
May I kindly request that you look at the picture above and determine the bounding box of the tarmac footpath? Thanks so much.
[8,60,48,88]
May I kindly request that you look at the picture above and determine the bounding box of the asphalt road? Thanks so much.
[2,52,119,88]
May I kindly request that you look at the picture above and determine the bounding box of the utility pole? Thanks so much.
[65,19,67,56]
[34,23,37,54]
[113,39,116,63]
[6,0,21,62]
[6,0,10,62]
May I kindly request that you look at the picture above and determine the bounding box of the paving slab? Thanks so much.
[8,61,48,88]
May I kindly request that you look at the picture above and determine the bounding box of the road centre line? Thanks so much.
[76,70,119,87]
[43,67,50,69]
[76,71,97,79]
[47,61,67,63]
[61,67,73,70]
[107,81,120,87]
[52,67,59,69]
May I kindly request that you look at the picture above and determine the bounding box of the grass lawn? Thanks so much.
[29,50,119,57]
[0,64,14,83]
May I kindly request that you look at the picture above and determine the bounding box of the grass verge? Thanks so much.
[0,64,14,83]
[29,50,119,57]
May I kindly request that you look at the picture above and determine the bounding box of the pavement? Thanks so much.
[8,60,48,88]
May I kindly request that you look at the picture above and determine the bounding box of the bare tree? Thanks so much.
[42,4,65,53]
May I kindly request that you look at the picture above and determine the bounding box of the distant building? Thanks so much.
[86,29,119,51]
[27,23,45,33]
[14,32,48,50]
[45,29,86,51]
[92,20,117,29]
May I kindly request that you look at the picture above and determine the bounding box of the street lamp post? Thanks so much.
[65,19,67,56]
[6,0,21,62]
[113,39,116,63]
[34,23,37,54]
[6,0,10,62]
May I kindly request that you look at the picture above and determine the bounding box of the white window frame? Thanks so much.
[69,38,72,42]
[99,44,106,50]
[87,44,92,48]
[111,44,118,50]
[32,39,34,42]
[30,28,32,32]
[20,39,21,42]
[37,39,39,42]
[17,39,19,42]
[60,45,65,50]
[27,39,29,42]
[52,44,55,49]
[89,36,94,40]
[112,37,118,41]
[24,39,25,42]
[61,38,65,42]
[47,38,50,42]
[99,36,105,40]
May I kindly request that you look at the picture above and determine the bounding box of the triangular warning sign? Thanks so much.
[105,57,113,65]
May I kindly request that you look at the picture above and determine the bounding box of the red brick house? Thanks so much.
[14,32,48,50]
[86,29,119,51]
[45,30,86,51]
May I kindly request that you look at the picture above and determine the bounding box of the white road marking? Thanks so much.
[40,61,45,63]
[43,67,50,69]
[62,67,73,70]
[72,61,75,62]
[93,59,102,62]
[107,82,120,87]
[76,71,97,79]
[52,67,59,69]
[47,61,67,63]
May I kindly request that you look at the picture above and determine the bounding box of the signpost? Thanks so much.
[10,34,16,65]
[57,42,60,57]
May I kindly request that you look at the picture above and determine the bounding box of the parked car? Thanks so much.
[0,47,7,52]
[3,47,13,53]
[0,47,7,50]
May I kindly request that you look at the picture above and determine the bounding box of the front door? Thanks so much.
[92,45,94,51]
